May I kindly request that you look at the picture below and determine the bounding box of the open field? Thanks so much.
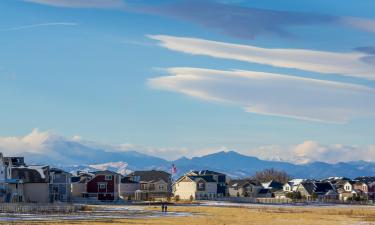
[1,204,375,225]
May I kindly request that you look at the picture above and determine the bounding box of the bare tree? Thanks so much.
[252,168,291,183]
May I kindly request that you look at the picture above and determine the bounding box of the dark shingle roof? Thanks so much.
[300,182,316,195]
[129,170,171,183]
[258,188,271,194]
[121,176,139,183]
[229,179,261,188]
[355,176,375,183]
[314,182,334,193]
[192,170,225,176]
[11,166,49,183]
[188,175,216,183]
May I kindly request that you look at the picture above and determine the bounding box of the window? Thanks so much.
[105,175,113,181]
[159,185,164,190]
[141,183,148,190]
[99,183,107,189]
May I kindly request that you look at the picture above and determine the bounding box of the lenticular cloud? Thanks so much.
[149,67,375,123]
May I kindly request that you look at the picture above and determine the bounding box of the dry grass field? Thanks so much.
[3,205,375,225]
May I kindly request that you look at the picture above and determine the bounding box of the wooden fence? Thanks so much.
[0,203,82,213]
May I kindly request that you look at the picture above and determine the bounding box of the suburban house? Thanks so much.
[85,170,121,201]
[262,180,283,192]
[49,168,71,202]
[257,188,273,198]
[283,179,306,192]
[127,170,171,201]
[228,179,262,197]
[11,165,51,203]
[297,181,337,200]
[354,177,375,200]
[335,180,357,201]
[173,174,217,200]
[0,153,51,203]
[187,170,228,197]
[119,176,140,201]
[71,171,94,199]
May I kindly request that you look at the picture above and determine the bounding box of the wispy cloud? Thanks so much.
[148,67,375,123]
[23,0,125,9]
[1,22,78,31]
[143,0,375,39]
[149,35,375,80]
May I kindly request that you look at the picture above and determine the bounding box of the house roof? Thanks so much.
[50,168,69,174]
[262,180,283,190]
[128,170,171,183]
[355,176,375,183]
[188,175,216,183]
[314,182,334,193]
[93,170,120,175]
[121,176,139,184]
[11,166,49,183]
[300,181,334,195]
[229,179,261,188]
[300,182,316,195]
[258,188,271,194]
[190,170,225,176]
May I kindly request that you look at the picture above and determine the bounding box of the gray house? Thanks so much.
[49,168,72,202]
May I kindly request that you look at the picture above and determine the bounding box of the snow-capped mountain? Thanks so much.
[13,131,375,179]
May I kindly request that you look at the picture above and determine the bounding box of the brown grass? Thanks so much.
[3,205,375,225]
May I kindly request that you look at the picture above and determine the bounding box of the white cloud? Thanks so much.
[1,22,78,31]
[149,67,375,123]
[0,129,55,155]
[148,35,375,80]
[23,0,125,9]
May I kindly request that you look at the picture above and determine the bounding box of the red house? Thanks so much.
[86,171,120,201]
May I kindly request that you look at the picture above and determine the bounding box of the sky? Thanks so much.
[0,0,374,163]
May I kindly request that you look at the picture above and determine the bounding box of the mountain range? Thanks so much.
[21,136,375,179]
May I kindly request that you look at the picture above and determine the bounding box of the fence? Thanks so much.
[213,197,374,205]
[0,203,82,213]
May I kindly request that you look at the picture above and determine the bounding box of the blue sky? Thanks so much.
[0,0,374,162]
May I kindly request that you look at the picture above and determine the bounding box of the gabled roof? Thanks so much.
[121,176,139,184]
[299,182,316,195]
[190,170,225,176]
[188,175,216,183]
[11,166,49,183]
[262,180,283,190]
[229,179,261,188]
[299,181,334,195]
[93,170,119,175]
[314,182,334,193]
[128,170,171,183]
[355,176,375,183]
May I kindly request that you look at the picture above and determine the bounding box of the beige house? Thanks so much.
[119,177,140,200]
[173,175,217,200]
[127,170,172,201]
[228,179,262,197]
[70,172,94,198]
